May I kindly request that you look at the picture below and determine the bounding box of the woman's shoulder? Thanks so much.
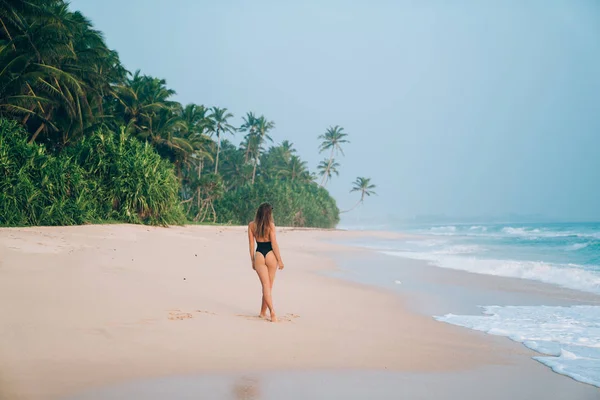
[248,221,255,229]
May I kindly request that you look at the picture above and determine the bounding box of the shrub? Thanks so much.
[214,179,339,228]
[0,119,184,226]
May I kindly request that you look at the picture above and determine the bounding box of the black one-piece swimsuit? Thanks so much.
[256,241,273,257]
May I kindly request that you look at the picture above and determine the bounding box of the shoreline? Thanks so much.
[0,225,598,399]
[328,243,600,391]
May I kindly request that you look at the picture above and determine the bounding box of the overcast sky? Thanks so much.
[70,0,600,223]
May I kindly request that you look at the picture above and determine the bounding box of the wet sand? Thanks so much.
[65,367,599,400]
[0,225,598,399]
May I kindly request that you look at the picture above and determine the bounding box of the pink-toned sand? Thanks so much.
[0,225,520,400]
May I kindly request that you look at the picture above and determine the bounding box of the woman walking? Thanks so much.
[247,203,285,322]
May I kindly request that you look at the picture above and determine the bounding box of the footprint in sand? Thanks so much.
[235,314,265,321]
[195,310,217,315]
[279,313,301,322]
[236,313,300,323]
[168,309,297,322]
[168,309,194,321]
[167,309,220,320]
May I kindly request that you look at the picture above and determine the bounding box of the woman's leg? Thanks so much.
[264,252,278,322]
[254,253,277,322]
[260,295,268,318]
[260,252,278,317]
[256,252,268,318]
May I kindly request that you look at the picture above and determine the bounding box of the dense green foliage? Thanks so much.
[66,127,185,225]
[0,119,184,226]
[215,180,339,228]
[0,119,92,226]
[0,0,379,228]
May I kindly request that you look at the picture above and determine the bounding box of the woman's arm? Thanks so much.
[248,222,255,269]
[269,223,284,270]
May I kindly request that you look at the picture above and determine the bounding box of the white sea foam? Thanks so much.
[567,243,591,251]
[435,305,600,387]
[497,227,600,240]
[501,227,542,235]
[423,225,600,240]
[468,225,488,231]
[430,244,482,255]
[406,239,448,246]
[381,251,600,294]
[429,226,457,234]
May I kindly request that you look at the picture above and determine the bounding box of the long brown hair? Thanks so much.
[254,202,273,239]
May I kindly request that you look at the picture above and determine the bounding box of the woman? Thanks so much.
[248,203,284,322]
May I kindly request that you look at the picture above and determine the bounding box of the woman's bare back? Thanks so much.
[249,221,270,242]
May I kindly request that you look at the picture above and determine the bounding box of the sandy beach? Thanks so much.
[0,225,598,400]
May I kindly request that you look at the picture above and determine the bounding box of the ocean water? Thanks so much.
[379,222,600,294]
[348,222,600,388]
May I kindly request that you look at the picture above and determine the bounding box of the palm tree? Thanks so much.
[254,140,295,182]
[219,142,252,190]
[239,111,258,163]
[194,173,225,223]
[342,177,376,213]
[207,106,234,174]
[114,77,197,171]
[180,103,212,178]
[317,158,340,186]
[278,140,296,163]
[277,155,310,183]
[318,125,349,186]
[0,1,127,144]
[186,136,213,179]
[114,71,176,138]
[181,103,209,134]
[251,115,274,184]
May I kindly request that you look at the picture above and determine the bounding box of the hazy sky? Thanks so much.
[71,0,600,223]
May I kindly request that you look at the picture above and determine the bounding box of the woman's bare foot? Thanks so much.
[270,313,278,323]
[259,313,267,319]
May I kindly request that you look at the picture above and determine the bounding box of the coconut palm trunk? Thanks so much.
[320,148,335,186]
[29,109,52,143]
[244,145,251,163]
[252,148,261,184]
[340,198,363,213]
[208,107,234,174]
[214,129,221,174]
[250,116,274,185]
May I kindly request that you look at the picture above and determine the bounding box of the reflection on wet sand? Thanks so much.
[232,376,260,400]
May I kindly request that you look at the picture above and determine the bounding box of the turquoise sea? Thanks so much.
[347,222,600,388]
